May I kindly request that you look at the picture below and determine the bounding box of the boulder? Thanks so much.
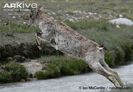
[21,60,43,75]
[109,18,133,26]
[13,55,26,63]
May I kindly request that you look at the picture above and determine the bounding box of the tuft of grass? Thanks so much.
[35,56,90,79]
[35,64,61,79]
[0,72,12,83]
[35,71,49,79]
[0,61,28,83]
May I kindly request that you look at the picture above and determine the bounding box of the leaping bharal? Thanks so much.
[29,6,124,87]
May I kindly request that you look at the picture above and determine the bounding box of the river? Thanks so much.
[0,63,133,92]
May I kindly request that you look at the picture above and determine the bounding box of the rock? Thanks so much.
[68,18,74,22]
[88,12,93,15]
[0,67,4,72]
[51,0,55,2]
[116,25,120,28]
[13,55,26,63]
[119,14,123,18]
[51,12,56,15]
[23,22,26,25]
[21,60,43,75]
[20,79,26,82]
[109,18,133,26]
[65,0,69,2]
[6,57,13,62]
[12,16,16,19]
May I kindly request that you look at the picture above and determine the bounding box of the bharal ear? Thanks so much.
[37,5,44,12]
[28,5,43,25]
[36,5,44,18]
[28,6,37,25]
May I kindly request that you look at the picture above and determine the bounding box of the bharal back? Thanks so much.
[49,22,99,58]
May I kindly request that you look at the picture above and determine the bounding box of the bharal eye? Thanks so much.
[37,31,43,36]
[50,38,56,45]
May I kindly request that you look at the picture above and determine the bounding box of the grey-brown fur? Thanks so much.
[30,6,124,87]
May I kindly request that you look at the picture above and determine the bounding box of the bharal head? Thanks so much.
[29,6,56,41]
[29,5,45,26]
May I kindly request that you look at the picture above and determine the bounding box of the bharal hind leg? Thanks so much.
[99,59,124,87]
[85,59,123,87]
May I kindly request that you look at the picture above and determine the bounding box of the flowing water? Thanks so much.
[0,63,133,92]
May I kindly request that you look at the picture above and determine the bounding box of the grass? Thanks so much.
[38,0,133,19]
[65,19,111,30]
[35,56,90,79]
[0,61,28,83]
[0,22,40,33]
[1,0,133,20]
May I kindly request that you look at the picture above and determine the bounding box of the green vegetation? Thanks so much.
[65,19,133,67]
[40,0,133,18]
[35,64,60,79]
[0,61,28,83]
[0,22,40,33]
[1,0,133,19]
[65,19,112,30]
[35,56,89,79]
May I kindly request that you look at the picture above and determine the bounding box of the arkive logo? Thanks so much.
[3,2,38,9]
